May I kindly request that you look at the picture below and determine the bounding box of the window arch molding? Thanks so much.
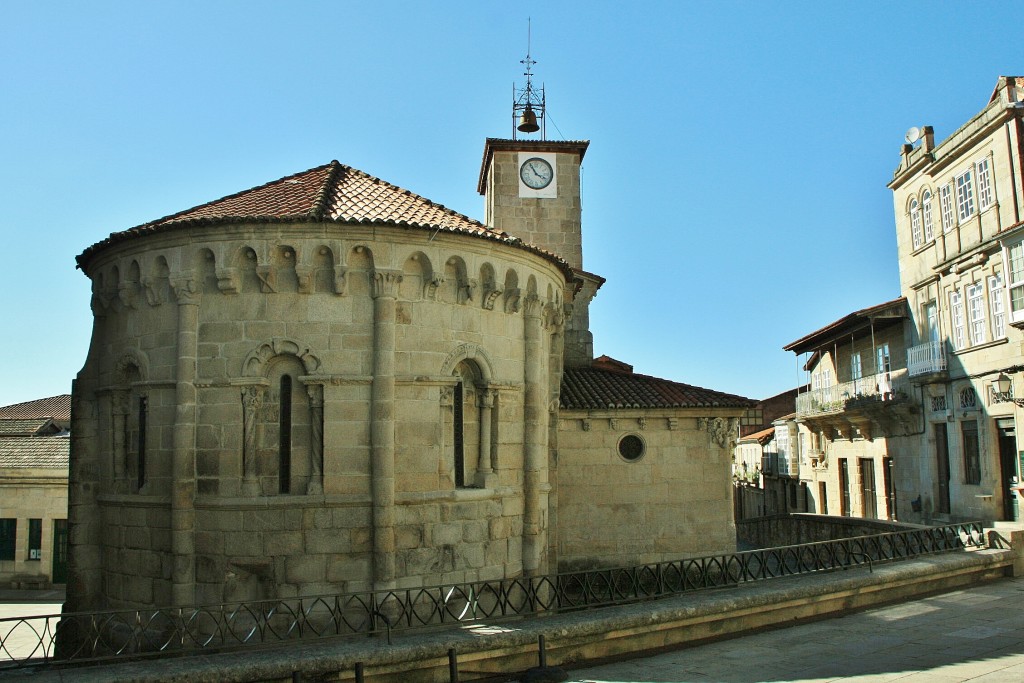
[241,337,322,378]
[440,343,495,381]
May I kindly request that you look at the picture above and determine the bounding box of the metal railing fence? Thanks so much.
[0,521,986,669]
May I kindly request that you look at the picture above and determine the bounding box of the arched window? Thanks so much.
[279,374,292,494]
[910,198,922,249]
[137,396,148,491]
[453,380,465,487]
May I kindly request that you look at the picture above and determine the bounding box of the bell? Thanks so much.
[517,106,539,133]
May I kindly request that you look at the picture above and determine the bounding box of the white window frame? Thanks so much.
[922,190,934,242]
[1006,239,1024,325]
[966,281,986,346]
[989,274,1006,339]
[940,184,954,233]
[910,198,922,249]
[876,343,890,375]
[976,157,994,210]
[924,301,939,343]
[956,169,975,222]
[950,290,966,350]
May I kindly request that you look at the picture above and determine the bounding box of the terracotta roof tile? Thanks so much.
[0,419,58,436]
[738,425,775,445]
[561,366,754,410]
[0,435,69,469]
[0,395,71,422]
[77,162,573,280]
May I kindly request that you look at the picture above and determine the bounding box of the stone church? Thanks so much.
[67,130,752,610]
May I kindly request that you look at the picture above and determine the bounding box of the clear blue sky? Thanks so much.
[1,1,1018,407]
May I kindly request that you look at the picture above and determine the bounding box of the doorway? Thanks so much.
[996,419,1018,521]
[860,459,877,519]
[935,423,951,514]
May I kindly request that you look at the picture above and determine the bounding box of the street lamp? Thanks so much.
[992,373,1024,407]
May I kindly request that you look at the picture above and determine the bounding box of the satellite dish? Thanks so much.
[905,126,922,145]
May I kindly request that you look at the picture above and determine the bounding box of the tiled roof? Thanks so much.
[0,435,69,470]
[560,365,754,410]
[738,426,775,445]
[77,161,574,279]
[783,297,907,354]
[0,395,71,421]
[0,419,57,437]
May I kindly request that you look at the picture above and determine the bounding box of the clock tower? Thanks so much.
[477,138,589,271]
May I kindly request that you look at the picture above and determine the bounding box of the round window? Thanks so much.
[617,434,646,462]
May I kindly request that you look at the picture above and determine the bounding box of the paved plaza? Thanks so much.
[564,577,1024,683]
[2,580,1024,681]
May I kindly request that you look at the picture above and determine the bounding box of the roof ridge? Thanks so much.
[310,160,344,220]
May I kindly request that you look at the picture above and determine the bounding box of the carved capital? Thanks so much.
[439,386,454,407]
[170,278,200,305]
[523,294,543,319]
[478,388,495,409]
[698,416,738,449]
[305,383,324,408]
[371,269,403,299]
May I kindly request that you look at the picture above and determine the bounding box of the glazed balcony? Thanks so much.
[906,341,947,379]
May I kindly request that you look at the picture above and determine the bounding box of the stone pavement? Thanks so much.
[564,577,1024,683]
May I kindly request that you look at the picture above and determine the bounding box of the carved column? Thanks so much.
[241,385,264,496]
[111,390,128,490]
[522,295,548,576]
[475,388,496,488]
[306,383,324,495]
[170,276,199,607]
[371,269,402,588]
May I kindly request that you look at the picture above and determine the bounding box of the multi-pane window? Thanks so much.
[956,170,975,221]
[961,420,981,485]
[966,282,987,346]
[876,343,890,375]
[976,157,994,210]
[922,190,934,242]
[940,184,954,233]
[1008,240,1024,325]
[910,198,922,249]
[851,352,864,394]
[950,290,966,350]
[925,302,940,343]
[989,275,1006,339]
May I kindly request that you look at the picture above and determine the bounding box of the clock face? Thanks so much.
[520,157,553,190]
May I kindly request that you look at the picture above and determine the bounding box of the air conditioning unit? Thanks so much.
[29,549,41,560]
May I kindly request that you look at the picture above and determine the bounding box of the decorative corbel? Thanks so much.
[424,274,444,300]
[503,287,521,313]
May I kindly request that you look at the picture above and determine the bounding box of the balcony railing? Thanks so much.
[907,341,947,377]
[795,370,908,417]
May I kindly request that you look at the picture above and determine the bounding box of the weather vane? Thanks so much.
[513,18,545,139]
